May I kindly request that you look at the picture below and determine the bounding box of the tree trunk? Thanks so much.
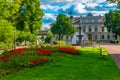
[25,40,27,46]
[66,36,69,43]
[115,33,118,40]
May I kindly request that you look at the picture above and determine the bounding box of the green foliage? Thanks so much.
[0,0,44,48]
[104,10,120,38]
[16,0,44,34]
[56,40,68,46]
[16,31,31,43]
[0,19,14,50]
[0,0,22,19]
[45,32,53,43]
[51,14,76,40]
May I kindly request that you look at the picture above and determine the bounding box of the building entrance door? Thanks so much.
[88,34,92,41]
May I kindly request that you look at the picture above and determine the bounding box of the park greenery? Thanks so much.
[0,1,120,79]
[1,46,120,80]
[0,0,44,50]
[45,31,53,43]
[105,0,120,39]
[51,14,76,41]
[104,10,120,39]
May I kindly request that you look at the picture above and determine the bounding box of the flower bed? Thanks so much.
[0,46,80,77]
[58,47,79,55]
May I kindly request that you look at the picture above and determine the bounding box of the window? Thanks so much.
[95,35,97,40]
[88,19,91,23]
[83,28,86,32]
[94,18,99,23]
[82,19,86,23]
[95,27,98,32]
[88,26,91,32]
[102,27,104,32]
[82,26,86,32]
[102,35,104,39]
[107,35,110,39]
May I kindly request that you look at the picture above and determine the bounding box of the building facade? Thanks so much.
[71,13,115,45]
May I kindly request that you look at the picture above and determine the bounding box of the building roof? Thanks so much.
[38,30,49,35]
[87,13,93,16]
[72,14,105,24]
[72,17,80,24]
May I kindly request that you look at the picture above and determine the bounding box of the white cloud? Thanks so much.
[41,4,60,12]
[42,23,51,30]
[41,0,116,29]
[106,3,117,7]
[86,3,98,9]
[61,3,71,11]
[91,11,108,16]
[41,0,106,4]
[43,13,56,21]
[73,3,87,13]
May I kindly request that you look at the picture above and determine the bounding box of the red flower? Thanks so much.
[30,58,48,64]
[16,48,25,54]
[9,48,25,57]
[58,47,79,54]
[38,50,52,55]
[0,56,10,62]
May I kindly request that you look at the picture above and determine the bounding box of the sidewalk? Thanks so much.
[101,44,120,69]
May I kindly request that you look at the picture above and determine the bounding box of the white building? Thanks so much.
[38,13,119,45]
[71,13,115,45]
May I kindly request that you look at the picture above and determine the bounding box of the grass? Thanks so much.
[1,48,120,80]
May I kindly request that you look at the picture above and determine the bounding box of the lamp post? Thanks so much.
[100,27,102,42]
[14,29,16,50]
[78,23,82,46]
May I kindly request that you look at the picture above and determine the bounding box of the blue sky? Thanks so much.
[40,0,117,29]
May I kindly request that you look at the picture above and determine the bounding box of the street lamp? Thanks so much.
[78,23,82,46]
[14,29,16,50]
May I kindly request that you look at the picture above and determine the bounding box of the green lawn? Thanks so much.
[1,48,120,80]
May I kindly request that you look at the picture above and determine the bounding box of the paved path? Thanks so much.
[101,43,120,69]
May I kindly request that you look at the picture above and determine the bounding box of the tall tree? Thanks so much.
[51,14,76,40]
[45,32,53,43]
[0,0,44,48]
[104,10,120,39]
[16,0,44,34]
[0,0,22,20]
[105,0,120,39]
[0,0,22,49]
[0,19,14,49]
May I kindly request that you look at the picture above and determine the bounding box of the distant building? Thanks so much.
[71,13,115,45]
[37,30,49,44]
[39,13,118,45]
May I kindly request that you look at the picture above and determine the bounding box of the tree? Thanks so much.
[16,0,44,34]
[16,31,31,45]
[104,10,120,39]
[51,14,76,40]
[0,19,14,49]
[14,0,44,45]
[0,0,22,20]
[105,0,120,39]
[45,32,53,43]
